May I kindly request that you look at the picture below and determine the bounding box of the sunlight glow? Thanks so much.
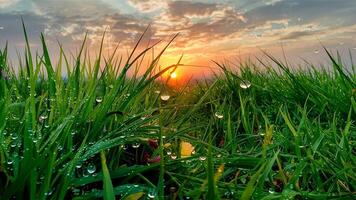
[170,71,177,79]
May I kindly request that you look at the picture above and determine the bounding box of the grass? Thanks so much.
[0,23,355,199]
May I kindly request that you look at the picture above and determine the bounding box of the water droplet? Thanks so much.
[268,188,275,194]
[7,160,13,165]
[132,143,140,149]
[314,49,319,54]
[87,163,96,174]
[214,112,224,119]
[240,80,251,89]
[82,170,89,177]
[160,94,170,101]
[95,97,103,103]
[166,150,172,156]
[164,186,174,195]
[199,156,206,161]
[154,90,160,94]
[120,144,128,150]
[148,192,155,199]
[170,153,177,160]
[39,115,48,121]
[298,145,305,148]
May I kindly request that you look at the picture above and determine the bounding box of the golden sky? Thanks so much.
[1,0,356,80]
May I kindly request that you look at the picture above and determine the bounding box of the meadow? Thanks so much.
[0,24,355,200]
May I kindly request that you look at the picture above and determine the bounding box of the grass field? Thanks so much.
[0,24,355,200]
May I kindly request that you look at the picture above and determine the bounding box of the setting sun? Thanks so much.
[170,71,177,79]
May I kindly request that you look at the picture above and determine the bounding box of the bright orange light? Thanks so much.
[170,72,177,79]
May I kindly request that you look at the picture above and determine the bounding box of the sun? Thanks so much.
[170,71,177,79]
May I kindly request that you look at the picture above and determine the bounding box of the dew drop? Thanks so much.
[39,115,48,121]
[240,80,251,89]
[132,143,140,149]
[121,144,128,150]
[160,94,170,101]
[314,49,319,54]
[148,192,155,199]
[87,163,96,174]
[170,153,177,160]
[199,156,206,161]
[214,112,224,119]
[268,188,275,194]
[95,97,103,103]
[170,186,177,193]
[82,170,89,177]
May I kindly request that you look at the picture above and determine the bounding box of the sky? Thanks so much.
[1,0,356,80]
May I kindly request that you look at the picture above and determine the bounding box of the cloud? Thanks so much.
[0,0,19,8]
[128,0,167,13]
[153,1,247,47]
[1,0,356,71]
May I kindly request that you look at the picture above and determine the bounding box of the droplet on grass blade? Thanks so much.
[87,163,96,174]
[132,143,140,148]
[268,188,275,194]
[147,190,156,199]
[170,153,177,160]
[240,80,251,89]
[39,115,48,120]
[160,94,170,101]
[95,97,103,103]
[75,163,82,169]
[199,156,206,161]
[214,112,224,119]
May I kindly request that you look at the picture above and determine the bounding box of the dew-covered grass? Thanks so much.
[0,23,355,199]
